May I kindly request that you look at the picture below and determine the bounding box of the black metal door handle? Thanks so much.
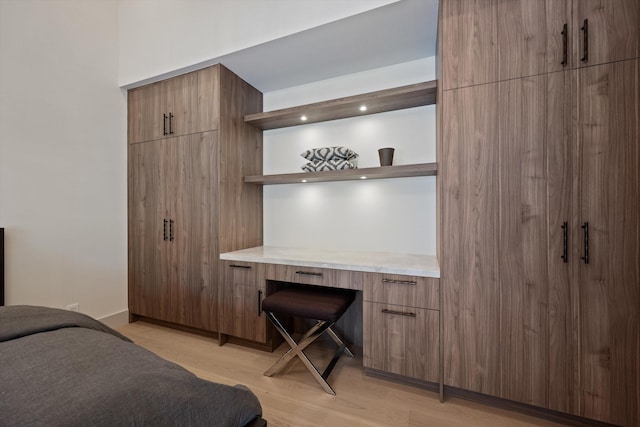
[169,113,174,135]
[169,219,174,242]
[561,23,568,66]
[561,222,568,263]
[257,289,263,315]
[163,219,167,241]
[295,271,323,277]
[581,222,589,264]
[581,19,588,62]
[163,113,168,136]
[381,308,416,318]
[229,264,251,269]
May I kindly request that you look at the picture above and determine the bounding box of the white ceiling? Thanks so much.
[190,0,438,92]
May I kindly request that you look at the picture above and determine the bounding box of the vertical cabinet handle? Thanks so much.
[561,23,568,66]
[257,290,263,315]
[561,222,568,263]
[169,113,174,135]
[581,19,588,62]
[581,222,589,264]
[163,219,168,241]
[169,219,174,242]
[163,113,168,136]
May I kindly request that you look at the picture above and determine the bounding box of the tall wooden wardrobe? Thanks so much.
[438,1,639,425]
[127,64,263,332]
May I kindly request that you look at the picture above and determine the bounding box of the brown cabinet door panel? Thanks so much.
[218,282,267,343]
[577,59,639,426]
[363,301,439,382]
[128,82,163,144]
[363,273,439,310]
[441,83,501,395]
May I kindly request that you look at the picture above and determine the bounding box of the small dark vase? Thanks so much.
[378,147,394,166]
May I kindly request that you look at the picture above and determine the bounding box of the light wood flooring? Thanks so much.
[118,321,566,427]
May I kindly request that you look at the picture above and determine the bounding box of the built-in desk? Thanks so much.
[219,246,442,397]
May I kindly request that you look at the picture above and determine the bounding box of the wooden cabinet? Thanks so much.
[264,264,364,290]
[128,65,263,333]
[218,261,269,343]
[363,273,440,383]
[128,67,220,144]
[440,11,639,422]
[441,0,639,90]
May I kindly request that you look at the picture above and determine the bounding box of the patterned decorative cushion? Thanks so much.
[300,146,358,162]
[301,158,358,172]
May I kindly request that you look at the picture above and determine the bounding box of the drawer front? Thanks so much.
[363,301,439,382]
[363,273,439,310]
[220,260,264,286]
[265,264,363,290]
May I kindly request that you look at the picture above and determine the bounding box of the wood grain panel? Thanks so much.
[545,70,576,415]
[217,65,263,255]
[162,72,195,139]
[577,59,639,426]
[573,0,639,68]
[497,76,548,406]
[363,273,439,310]
[497,0,571,79]
[363,301,439,382]
[441,83,500,395]
[127,82,163,144]
[128,139,170,320]
[173,132,218,331]
[192,65,220,133]
[218,281,268,343]
[440,0,497,90]
[265,264,364,291]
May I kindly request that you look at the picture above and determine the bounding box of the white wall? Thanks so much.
[118,0,397,86]
[0,0,127,319]
[263,58,436,255]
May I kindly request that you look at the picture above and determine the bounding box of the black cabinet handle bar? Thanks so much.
[163,114,168,136]
[561,23,568,66]
[381,309,416,318]
[561,222,568,263]
[581,19,588,62]
[581,222,589,264]
[229,264,252,269]
[169,219,174,242]
[163,219,168,241]
[382,278,417,285]
[257,289,263,315]
[295,271,323,277]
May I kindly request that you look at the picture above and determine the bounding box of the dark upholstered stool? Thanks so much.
[262,287,356,395]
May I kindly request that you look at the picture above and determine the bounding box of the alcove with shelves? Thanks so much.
[244,80,437,185]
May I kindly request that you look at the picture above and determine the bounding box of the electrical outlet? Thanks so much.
[66,303,79,312]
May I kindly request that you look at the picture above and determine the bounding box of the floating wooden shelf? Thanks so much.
[245,163,437,185]
[244,80,437,130]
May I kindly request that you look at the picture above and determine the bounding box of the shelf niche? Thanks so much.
[245,163,437,185]
[244,80,437,130]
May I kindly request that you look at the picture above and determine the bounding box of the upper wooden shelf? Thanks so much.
[245,162,437,185]
[244,81,437,130]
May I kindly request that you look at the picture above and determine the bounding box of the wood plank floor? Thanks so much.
[118,321,566,427]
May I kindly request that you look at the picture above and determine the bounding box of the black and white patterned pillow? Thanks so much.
[301,158,358,172]
[300,146,358,162]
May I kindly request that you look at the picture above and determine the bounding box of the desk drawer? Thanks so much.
[220,260,264,286]
[363,273,439,310]
[265,264,363,290]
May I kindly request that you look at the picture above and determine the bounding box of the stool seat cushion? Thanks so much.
[262,288,355,322]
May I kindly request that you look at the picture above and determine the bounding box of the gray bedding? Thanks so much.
[0,306,264,427]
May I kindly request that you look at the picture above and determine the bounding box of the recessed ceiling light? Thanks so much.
[359,105,367,112]
[301,179,307,183]
[300,115,307,121]
[360,176,367,180]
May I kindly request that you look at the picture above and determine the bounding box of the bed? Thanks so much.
[0,305,266,427]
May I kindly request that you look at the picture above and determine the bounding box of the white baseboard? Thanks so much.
[99,309,129,329]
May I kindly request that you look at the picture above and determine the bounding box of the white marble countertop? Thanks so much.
[220,246,440,278]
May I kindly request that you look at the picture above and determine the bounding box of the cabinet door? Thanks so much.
[573,0,639,68]
[128,82,163,144]
[497,75,550,406]
[218,261,267,343]
[192,66,219,134]
[363,302,439,382]
[441,83,501,396]
[441,0,497,90]
[171,132,218,331]
[128,140,172,320]
[577,59,639,426]
[161,73,196,139]
[497,0,571,79]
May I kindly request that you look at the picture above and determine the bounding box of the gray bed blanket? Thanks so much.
[0,305,263,427]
